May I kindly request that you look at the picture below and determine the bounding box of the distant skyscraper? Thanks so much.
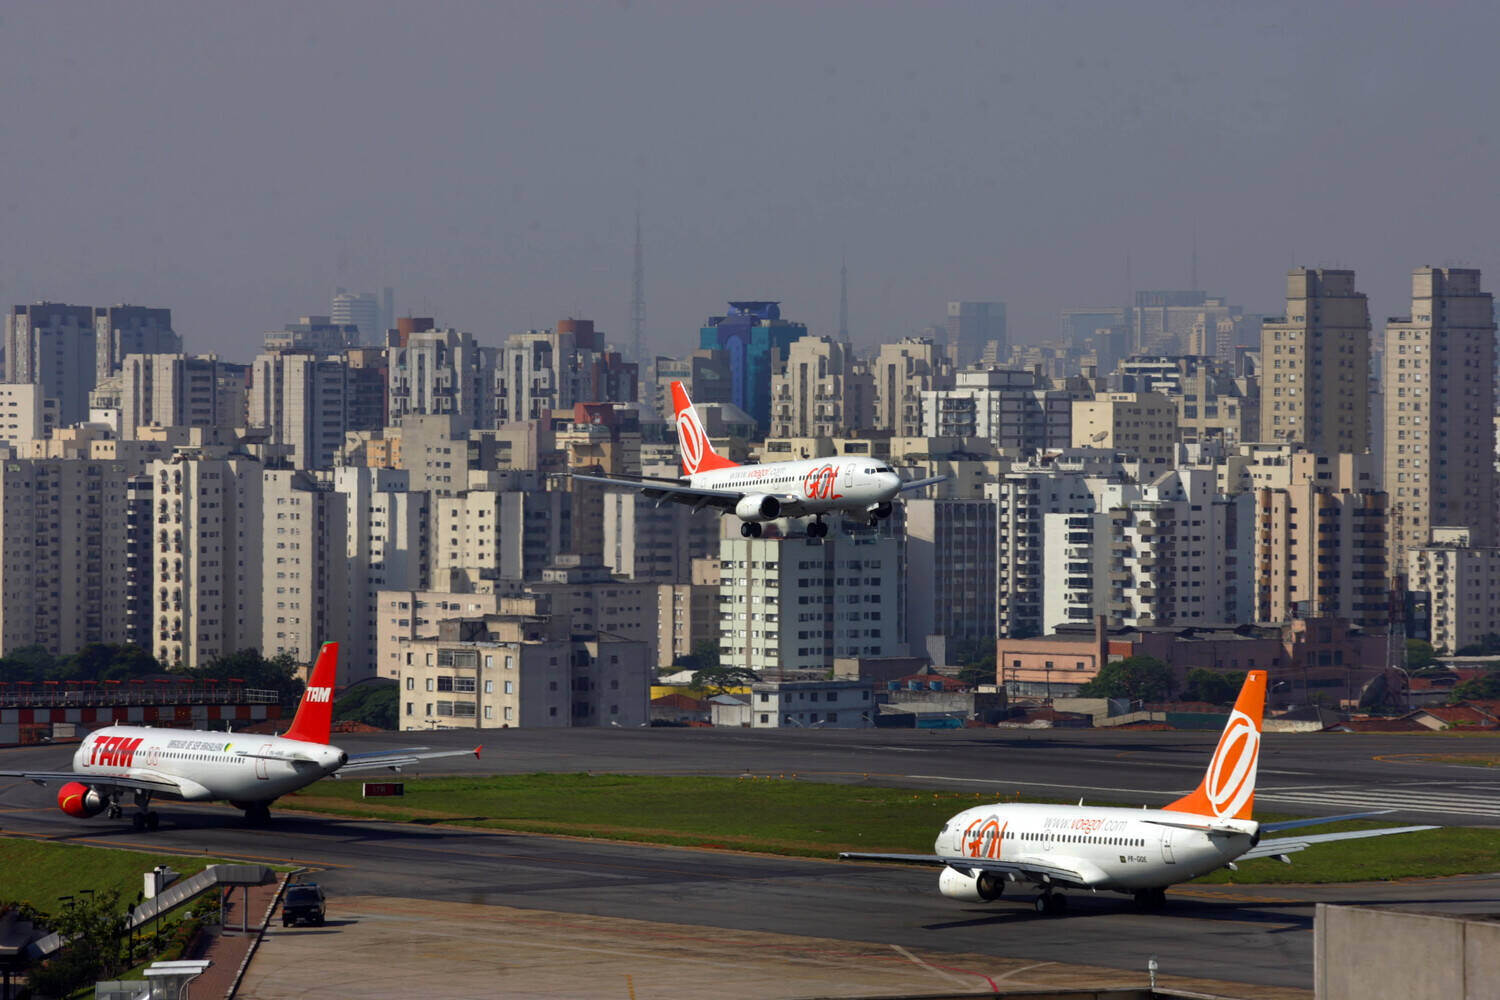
[838,255,849,344]
[4,302,97,424]
[1384,267,1497,573]
[94,305,178,382]
[332,290,381,345]
[945,301,1006,369]
[699,301,806,435]
[265,315,359,355]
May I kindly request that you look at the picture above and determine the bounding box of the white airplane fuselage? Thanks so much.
[936,802,1255,894]
[72,725,345,803]
[688,456,903,518]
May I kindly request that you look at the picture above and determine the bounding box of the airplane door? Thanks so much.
[256,744,271,780]
[1160,828,1176,864]
[843,463,854,490]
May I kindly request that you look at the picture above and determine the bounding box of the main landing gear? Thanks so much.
[1034,891,1068,916]
[740,522,764,538]
[1133,888,1168,910]
[243,802,272,827]
[128,790,159,831]
[806,518,828,538]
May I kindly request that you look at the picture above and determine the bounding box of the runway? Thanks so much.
[2,726,1498,993]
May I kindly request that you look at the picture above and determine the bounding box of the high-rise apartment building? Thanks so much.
[871,338,954,437]
[94,305,178,382]
[119,354,235,439]
[387,327,496,425]
[431,471,568,585]
[920,369,1074,452]
[699,302,806,435]
[4,303,97,424]
[649,351,732,422]
[151,451,264,667]
[990,460,1102,638]
[1070,392,1178,470]
[769,336,874,438]
[0,459,134,654]
[602,491,718,582]
[718,533,903,673]
[263,471,350,671]
[250,353,357,469]
[1408,528,1500,654]
[1260,269,1371,456]
[1383,267,1497,576]
[905,499,997,658]
[0,384,57,446]
[264,316,359,355]
[946,301,1006,368]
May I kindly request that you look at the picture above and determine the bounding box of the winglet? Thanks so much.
[283,642,339,746]
[473,745,483,760]
[671,381,738,476]
[1164,670,1266,820]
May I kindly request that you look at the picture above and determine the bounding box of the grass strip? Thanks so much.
[277,773,1498,884]
[0,838,230,916]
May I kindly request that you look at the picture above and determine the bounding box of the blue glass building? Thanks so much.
[698,301,806,435]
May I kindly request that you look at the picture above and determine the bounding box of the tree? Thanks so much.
[1181,669,1245,706]
[334,681,399,730]
[1077,656,1175,702]
[1406,639,1438,671]
[27,889,128,997]
[950,636,996,687]
[1452,670,1500,702]
[673,638,722,674]
[690,664,758,697]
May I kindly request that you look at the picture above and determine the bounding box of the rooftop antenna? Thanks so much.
[838,249,850,345]
[630,208,646,363]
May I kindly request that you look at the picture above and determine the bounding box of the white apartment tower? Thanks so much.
[120,354,232,440]
[262,471,351,674]
[718,533,902,673]
[151,451,264,668]
[387,328,496,425]
[1383,267,1497,576]
[250,352,352,469]
[0,459,133,654]
[872,338,954,437]
[769,336,875,438]
[1260,269,1371,456]
[990,462,1101,637]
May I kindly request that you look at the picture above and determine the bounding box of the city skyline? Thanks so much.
[3,4,1499,357]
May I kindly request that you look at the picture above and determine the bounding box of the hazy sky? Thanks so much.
[3,2,1499,361]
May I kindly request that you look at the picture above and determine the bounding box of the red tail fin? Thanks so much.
[1164,670,1266,820]
[671,381,738,477]
[284,642,339,745]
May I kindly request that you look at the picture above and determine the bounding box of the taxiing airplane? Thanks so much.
[571,381,945,537]
[840,670,1435,915]
[0,642,479,830]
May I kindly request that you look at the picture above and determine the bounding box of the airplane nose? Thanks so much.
[884,472,902,493]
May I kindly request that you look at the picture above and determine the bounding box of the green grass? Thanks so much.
[0,838,229,915]
[278,773,1500,884]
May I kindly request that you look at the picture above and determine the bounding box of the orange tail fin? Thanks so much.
[671,381,738,477]
[284,642,339,745]
[1163,670,1266,820]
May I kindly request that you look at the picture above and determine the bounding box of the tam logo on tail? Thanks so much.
[670,382,737,477]
[1165,670,1266,820]
[283,643,340,745]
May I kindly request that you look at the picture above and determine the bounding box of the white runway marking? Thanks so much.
[1258,784,1500,820]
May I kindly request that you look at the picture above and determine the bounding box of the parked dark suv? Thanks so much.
[282,882,326,927]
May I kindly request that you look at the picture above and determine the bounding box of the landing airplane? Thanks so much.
[840,670,1435,915]
[571,381,945,537]
[0,642,478,830]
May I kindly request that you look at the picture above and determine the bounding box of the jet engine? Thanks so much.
[869,501,893,519]
[57,781,107,819]
[938,866,1005,902]
[734,494,782,522]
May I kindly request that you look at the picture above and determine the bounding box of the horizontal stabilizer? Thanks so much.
[1237,824,1436,862]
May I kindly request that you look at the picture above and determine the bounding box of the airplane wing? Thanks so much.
[336,745,482,774]
[570,473,807,517]
[838,851,1099,889]
[0,769,186,797]
[1236,824,1437,862]
[570,472,746,513]
[898,475,948,492]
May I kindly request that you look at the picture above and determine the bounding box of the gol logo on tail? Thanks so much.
[1203,710,1259,818]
